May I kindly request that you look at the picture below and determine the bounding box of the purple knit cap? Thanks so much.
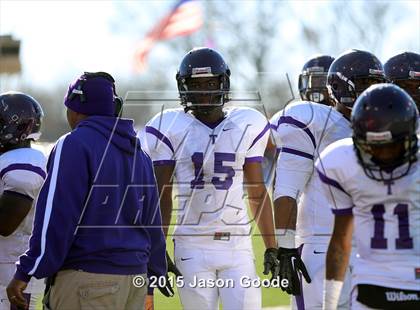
[64,72,116,116]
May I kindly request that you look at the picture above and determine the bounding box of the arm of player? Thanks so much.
[148,164,181,298]
[154,165,175,238]
[244,161,278,279]
[8,136,88,309]
[13,136,88,282]
[273,127,314,295]
[0,192,32,236]
[142,153,167,281]
[315,147,355,310]
[0,166,45,236]
[323,214,353,310]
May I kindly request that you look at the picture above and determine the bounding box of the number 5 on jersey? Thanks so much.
[191,152,235,190]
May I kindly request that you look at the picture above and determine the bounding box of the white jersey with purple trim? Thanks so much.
[270,101,351,244]
[316,138,419,290]
[142,107,270,250]
[0,147,47,263]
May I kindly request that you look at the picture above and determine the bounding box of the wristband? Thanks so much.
[276,229,295,248]
[322,279,343,310]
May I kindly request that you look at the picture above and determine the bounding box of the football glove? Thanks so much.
[278,247,311,295]
[263,248,280,281]
[157,252,183,297]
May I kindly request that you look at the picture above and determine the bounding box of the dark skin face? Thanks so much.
[332,77,384,121]
[66,108,89,130]
[368,142,405,166]
[394,79,420,110]
[186,77,225,123]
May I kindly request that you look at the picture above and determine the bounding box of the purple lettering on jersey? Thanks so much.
[371,203,413,250]
[371,204,387,249]
[191,152,205,189]
[190,152,236,190]
[212,152,235,190]
[394,203,413,249]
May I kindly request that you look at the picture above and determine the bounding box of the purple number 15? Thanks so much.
[191,152,235,190]
[371,203,413,249]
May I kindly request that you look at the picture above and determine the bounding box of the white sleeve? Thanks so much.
[143,114,175,166]
[315,150,354,215]
[2,169,45,200]
[269,112,282,147]
[246,121,270,162]
[273,120,315,200]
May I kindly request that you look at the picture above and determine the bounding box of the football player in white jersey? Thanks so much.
[142,47,278,310]
[271,50,386,309]
[0,92,47,310]
[318,84,419,309]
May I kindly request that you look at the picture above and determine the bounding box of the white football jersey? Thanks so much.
[142,107,270,250]
[0,147,47,263]
[270,101,352,244]
[316,138,419,290]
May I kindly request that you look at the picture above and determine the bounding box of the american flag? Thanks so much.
[134,0,203,72]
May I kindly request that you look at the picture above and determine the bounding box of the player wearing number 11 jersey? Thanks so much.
[317,84,419,309]
[142,47,278,310]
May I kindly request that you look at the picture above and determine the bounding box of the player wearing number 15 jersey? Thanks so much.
[317,84,419,309]
[142,47,278,310]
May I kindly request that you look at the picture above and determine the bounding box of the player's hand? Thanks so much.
[157,251,182,298]
[144,294,154,310]
[263,248,280,281]
[7,278,28,309]
[277,247,311,295]
[166,251,182,278]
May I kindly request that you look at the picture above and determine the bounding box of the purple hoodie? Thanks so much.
[15,116,166,282]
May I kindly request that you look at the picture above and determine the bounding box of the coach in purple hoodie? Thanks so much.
[7,72,166,310]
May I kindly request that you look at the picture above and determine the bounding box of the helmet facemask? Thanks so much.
[299,69,329,104]
[353,131,418,182]
[328,73,386,109]
[177,73,230,114]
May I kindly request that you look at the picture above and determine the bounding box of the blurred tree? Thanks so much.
[296,1,405,57]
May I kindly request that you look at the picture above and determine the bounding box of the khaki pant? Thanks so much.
[47,270,147,310]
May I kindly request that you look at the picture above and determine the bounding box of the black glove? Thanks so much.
[263,248,280,281]
[157,251,183,297]
[166,251,182,278]
[277,247,311,296]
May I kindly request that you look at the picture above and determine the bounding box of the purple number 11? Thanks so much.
[371,203,413,249]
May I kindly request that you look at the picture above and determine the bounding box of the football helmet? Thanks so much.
[352,83,418,182]
[0,91,44,150]
[327,49,386,109]
[384,52,420,108]
[176,47,230,112]
[298,55,335,105]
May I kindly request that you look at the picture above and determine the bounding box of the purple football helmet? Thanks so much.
[0,91,43,150]
[384,52,420,108]
[327,49,386,109]
[298,55,335,105]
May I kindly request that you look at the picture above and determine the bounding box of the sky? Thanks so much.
[0,0,419,90]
